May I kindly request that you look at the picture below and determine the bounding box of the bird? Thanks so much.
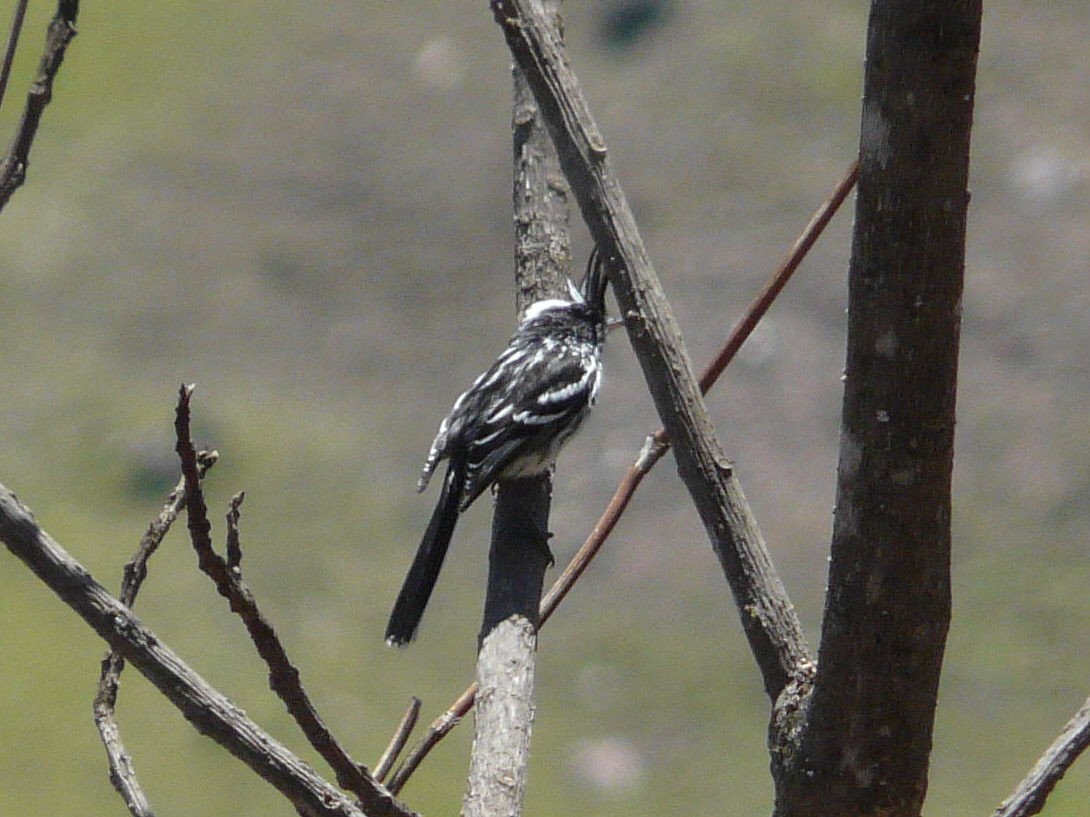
[385,250,611,646]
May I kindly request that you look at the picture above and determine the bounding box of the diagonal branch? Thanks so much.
[0,0,31,113]
[491,0,810,699]
[94,451,218,817]
[992,696,1090,817]
[374,697,421,785]
[389,160,858,792]
[0,483,399,817]
[0,0,78,213]
[174,385,403,817]
[541,159,860,624]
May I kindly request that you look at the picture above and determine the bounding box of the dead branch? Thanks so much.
[374,698,421,785]
[0,0,78,213]
[173,385,400,815]
[0,0,31,111]
[93,451,217,817]
[0,482,399,817]
[490,0,810,700]
[389,159,857,790]
[461,6,570,811]
[992,696,1090,817]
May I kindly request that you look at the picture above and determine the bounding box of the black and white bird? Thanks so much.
[385,251,611,646]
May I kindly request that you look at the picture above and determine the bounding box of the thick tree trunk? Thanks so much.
[773,1,981,815]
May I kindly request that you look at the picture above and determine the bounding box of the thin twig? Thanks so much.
[388,685,477,796]
[0,0,30,114]
[374,698,421,784]
[0,0,78,213]
[93,451,218,817]
[699,159,859,394]
[389,159,859,791]
[545,158,860,619]
[174,385,405,817]
[0,483,383,817]
[992,696,1090,817]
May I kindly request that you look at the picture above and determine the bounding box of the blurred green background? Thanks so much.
[2,1,1089,815]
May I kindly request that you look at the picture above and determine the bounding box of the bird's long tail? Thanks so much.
[385,459,464,645]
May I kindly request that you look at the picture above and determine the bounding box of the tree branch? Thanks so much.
[0,0,78,213]
[992,696,1090,817]
[464,15,570,811]
[490,0,810,700]
[0,482,407,817]
[373,697,421,785]
[388,158,858,790]
[542,159,860,624]
[93,451,217,817]
[388,684,477,796]
[0,0,31,113]
[775,2,980,814]
[173,385,403,817]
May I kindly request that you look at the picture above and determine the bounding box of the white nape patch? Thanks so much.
[522,298,572,323]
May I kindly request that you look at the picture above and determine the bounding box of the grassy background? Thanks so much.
[2,1,1089,815]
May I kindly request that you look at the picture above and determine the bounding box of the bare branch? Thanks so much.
[775,2,980,812]
[543,158,860,623]
[390,159,857,787]
[462,15,571,810]
[463,619,538,817]
[698,159,859,394]
[0,0,78,213]
[388,684,477,796]
[93,452,217,817]
[992,696,1090,817]
[0,0,31,113]
[490,0,810,700]
[374,698,421,785]
[173,386,402,815]
[0,483,394,817]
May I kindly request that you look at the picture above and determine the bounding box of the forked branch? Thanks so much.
[0,483,378,817]
[174,385,406,817]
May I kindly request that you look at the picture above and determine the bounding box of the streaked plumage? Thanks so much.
[385,251,610,646]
